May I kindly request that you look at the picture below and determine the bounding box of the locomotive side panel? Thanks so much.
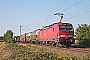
[38,26,53,40]
[48,27,53,39]
[38,30,42,40]
[43,28,50,39]
[52,24,59,39]
[38,24,59,40]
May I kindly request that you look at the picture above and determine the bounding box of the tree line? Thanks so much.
[0,30,16,43]
[0,24,90,47]
[75,24,90,47]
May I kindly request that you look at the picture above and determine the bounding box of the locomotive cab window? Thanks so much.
[66,26,73,30]
[59,26,73,31]
[59,26,66,31]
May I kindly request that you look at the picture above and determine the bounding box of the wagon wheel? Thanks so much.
[55,43,58,47]
[30,40,33,44]
[35,40,38,44]
[51,41,55,46]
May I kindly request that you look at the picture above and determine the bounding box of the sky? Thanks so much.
[0,0,90,36]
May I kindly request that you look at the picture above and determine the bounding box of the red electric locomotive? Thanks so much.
[38,22,75,47]
[19,13,75,47]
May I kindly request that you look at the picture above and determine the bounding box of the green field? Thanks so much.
[0,43,90,60]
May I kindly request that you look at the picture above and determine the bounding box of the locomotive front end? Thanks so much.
[58,23,75,46]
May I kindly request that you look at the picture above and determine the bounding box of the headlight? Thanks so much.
[58,34,60,38]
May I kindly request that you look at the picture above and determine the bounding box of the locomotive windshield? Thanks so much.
[59,26,73,31]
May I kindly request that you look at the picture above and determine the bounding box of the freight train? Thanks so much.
[19,22,75,47]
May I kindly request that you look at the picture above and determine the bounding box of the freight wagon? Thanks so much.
[29,29,40,43]
[20,34,26,43]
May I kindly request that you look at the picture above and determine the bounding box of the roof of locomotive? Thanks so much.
[41,22,72,30]
[58,22,72,25]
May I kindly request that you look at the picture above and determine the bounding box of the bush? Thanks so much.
[75,24,90,47]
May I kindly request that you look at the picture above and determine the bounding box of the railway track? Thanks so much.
[59,48,90,58]
[29,43,90,58]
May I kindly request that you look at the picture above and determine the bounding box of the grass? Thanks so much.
[0,43,89,60]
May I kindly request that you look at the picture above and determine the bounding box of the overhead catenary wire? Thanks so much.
[27,0,71,31]
[63,10,90,21]
[30,16,54,30]
[61,0,84,12]
[63,5,90,21]
[73,10,90,18]
[27,0,68,26]
[63,10,79,21]
[39,9,90,28]
[35,6,90,29]
[29,0,85,30]
[23,0,88,33]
